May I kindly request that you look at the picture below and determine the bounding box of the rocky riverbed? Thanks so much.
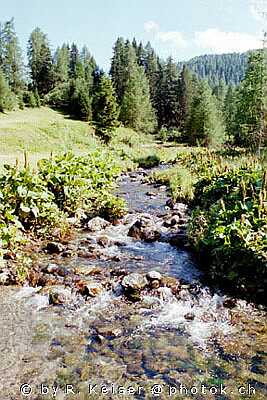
[0,168,266,399]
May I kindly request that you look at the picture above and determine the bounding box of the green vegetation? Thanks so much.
[0,151,125,270]
[150,148,267,301]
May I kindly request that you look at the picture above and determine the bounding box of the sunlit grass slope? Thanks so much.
[0,107,98,166]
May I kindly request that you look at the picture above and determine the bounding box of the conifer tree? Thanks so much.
[54,43,70,84]
[69,43,85,79]
[80,45,96,86]
[110,37,127,103]
[28,28,54,95]
[93,74,118,143]
[234,51,267,150]
[223,85,237,142]
[0,69,15,111]
[188,80,225,146]
[0,19,24,94]
[120,61,156,133]
[178,65,195,136]
[157,57,180,128]
[69,78,91,121]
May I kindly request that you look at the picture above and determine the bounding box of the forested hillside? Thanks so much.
[178,51,250,86]
[0,19,266,151]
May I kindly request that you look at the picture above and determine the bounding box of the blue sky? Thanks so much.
[1,0,266,69]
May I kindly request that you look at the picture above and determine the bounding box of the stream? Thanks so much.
[0,169,266,400]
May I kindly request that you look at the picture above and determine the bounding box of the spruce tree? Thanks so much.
[120,61,156,133]
[143,42,160,111]
[54,43,70,84]
[234,51,267,150]
[223,85,237,142]
[157,57,180,129]
[92,74,118,143]
[0,19,24,94]
[69,78,91,121]
[178,65,195,137]
[110,37,127,103]
[188,80,225,147]
[28,28,54,95]
[0,69,15,111]
[80,45,96,86]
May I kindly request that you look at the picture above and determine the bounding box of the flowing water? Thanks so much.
[0,170,266,400]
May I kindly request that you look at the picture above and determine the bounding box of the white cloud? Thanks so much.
[144,20,160,33]
[144,21,187,50]
[194,29,261,53]
[156,31,187,49]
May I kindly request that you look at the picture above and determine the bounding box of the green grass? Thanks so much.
[0,107,99,166]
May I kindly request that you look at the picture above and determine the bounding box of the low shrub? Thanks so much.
[135,154,161,169]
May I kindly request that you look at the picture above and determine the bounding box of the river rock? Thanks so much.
[86,282,103,297]
[184,312,195,321]
[223,298,237,309]
[48,286,73,305]
[0,271,11,285]
[146,191,157,198]
[96,327,122,338]
[163,215,180,228]
[97,235,112,247]
[74,265,103,276]
[46,263,69,277]
[87,217,110,232]
[162,276,180,292]
[77,281,103,297]
[146,271,162,281]
[45,241,65,254]
[128,218,161,242]
[157,286,173,301]
[121,273,148,291]
[168,233,187,248]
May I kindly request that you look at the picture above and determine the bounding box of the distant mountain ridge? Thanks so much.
[177,51,256,86]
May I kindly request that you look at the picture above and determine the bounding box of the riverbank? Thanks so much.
[0,168,266,399]
[149,148,267,304]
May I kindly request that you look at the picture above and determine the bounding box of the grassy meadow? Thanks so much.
[0,107,98,166]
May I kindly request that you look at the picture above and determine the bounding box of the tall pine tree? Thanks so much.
[0,19,24,94]
[234,51,267,150]
[93,74,118,143]
[188,80,225,147]
[120,59,156,133]
[28,28,54,95]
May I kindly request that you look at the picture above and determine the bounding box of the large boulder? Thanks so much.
[128,217,161,242]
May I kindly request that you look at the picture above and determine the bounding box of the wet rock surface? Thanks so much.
[0,167,266,399]
[128,215,161,242]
